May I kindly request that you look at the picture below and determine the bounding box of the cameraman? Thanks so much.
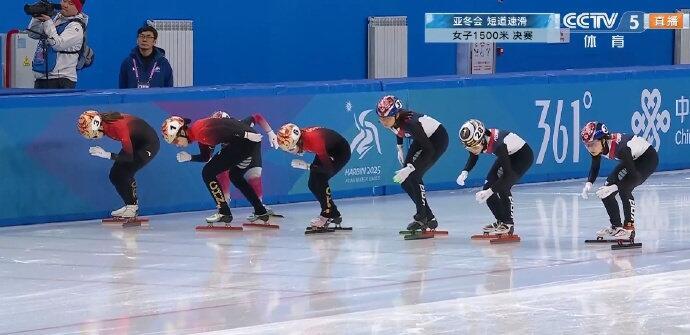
[27,0,88,89]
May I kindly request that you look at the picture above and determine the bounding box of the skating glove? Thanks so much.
[596,184,618,199]
[581,182,592,199]
[291,159,310,170]
[267,130,279,149]
[393,164,415,183]
[89,146,111,160]
[244,131,263,142]
[176,151,192,163]
[475,189,494,203]
[456,170,469,186]
[396,144,405,166]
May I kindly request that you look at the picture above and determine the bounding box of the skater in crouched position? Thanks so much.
[276,123,351,230]
[457,119,533,236]
[161,115,269,225]
[77,110,160,219]
[376,95,448,232]
[209,111,282,222]
[580,121,658,240]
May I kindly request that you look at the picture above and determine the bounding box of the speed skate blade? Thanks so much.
[585,239,620,243]
[489,235,521,244]
[103,217,149,223]
[404,232,434,240]
[269,214,285,218]
[306,226,352,231]
[195,225,243,231]
[400,230,447,236]
[305,227,336,235]
[611,242,642,250]
[121,221,147,228]
[243,223,280,229]
[471,233,501,240]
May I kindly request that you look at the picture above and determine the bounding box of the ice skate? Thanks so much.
[305,215,351,233]
[246,207,284,222]
[111,205,138,218]
[196,212,242,231]
[243,211,280,229]
[488,223,520,244]
[611,223,642,250]
[102,205,148,226]
[400,215,434,240]
[586,226,629,244]
[400,216,447,237]
[472,221,520,243]
[304,216,337,234]
[471,221,501,240]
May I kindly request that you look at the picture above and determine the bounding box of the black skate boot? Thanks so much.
[406,214,428,232]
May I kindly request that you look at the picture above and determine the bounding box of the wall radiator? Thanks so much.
[146,19,194,87]
[367,16,407,79]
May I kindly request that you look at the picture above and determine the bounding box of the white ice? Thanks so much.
[1,171,690,335]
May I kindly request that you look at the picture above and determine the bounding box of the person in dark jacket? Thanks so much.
[119,25,173,88]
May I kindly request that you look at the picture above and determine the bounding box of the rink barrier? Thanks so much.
[2,65,690,226]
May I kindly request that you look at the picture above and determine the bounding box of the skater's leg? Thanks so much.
[216,171,231,201]
[243,167,263,201]
[230,165,266,215]
[401,174,427,221]
[484,159,503,222]
[109,158,138,206]
[601,190,622,227]
[308,170,340,218]
[202,146,246,216]
[498,190,514,224]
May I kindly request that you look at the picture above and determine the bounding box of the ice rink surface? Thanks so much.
[2,171,690,335]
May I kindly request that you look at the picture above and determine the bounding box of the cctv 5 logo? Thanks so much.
[562,13,620,30]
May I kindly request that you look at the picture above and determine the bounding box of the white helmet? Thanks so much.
[211,110,230,119]
[277,123,301,151]
[77,110,103,139]
[459,119,486,148]
[161,116,186,144]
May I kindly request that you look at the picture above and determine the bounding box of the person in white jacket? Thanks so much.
[28,0,88,89]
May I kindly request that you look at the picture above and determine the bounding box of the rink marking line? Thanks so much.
[193,267,690,335]
[3,249,688,335]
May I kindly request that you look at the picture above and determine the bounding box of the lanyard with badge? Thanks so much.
[132,59,158,88]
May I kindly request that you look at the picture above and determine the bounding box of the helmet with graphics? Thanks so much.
[277,123,301,151]
[77,110,103,139]
[459,119,486,148]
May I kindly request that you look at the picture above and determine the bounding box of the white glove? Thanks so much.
[456,170,469,186]
[244,131,263,142]
[596,184,618,199]
[396,145,405,166]
[267,130,279,149]
[581,182,592,199]
[475,189,494,203]
[291,159,310,170]
[393,164,415,183]
[177,151,192,163]
[88,146,111,159]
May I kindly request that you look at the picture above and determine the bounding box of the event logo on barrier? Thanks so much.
[348,100,382,160]
[344,100,383,184]
[534,91,591,164]
[631,89,670,151]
